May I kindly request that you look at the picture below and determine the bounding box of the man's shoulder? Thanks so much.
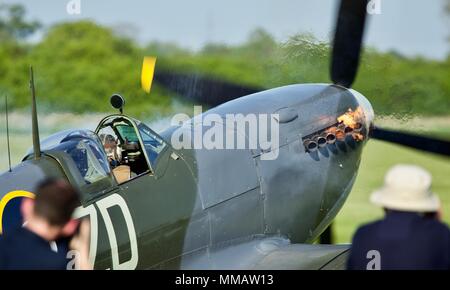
[0,227,28,242]
[354,220,383,237]
[0,230,14,246]
[0,228,69,270]
[0,228,28,254]
[0,227,49,254]
[422,218,450,236]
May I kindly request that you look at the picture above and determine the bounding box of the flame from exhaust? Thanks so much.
[303,106,366,152]
[336,107,365,141]
[337,107,363,127]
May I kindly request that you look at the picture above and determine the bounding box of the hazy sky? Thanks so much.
[2,0,449,59]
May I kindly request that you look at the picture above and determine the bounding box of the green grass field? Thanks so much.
[335,139,450,243]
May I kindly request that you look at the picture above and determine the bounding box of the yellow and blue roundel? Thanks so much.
[0,191,35,235]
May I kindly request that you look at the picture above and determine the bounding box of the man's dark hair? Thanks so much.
[33,178,80,226]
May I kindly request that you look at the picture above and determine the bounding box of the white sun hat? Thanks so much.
[370,164,440,212]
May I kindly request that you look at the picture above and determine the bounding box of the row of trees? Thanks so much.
[0,4,449,118]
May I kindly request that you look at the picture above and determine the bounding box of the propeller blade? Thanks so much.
[331,0,369,88]
[141,56,157,93]
[154,71,261,107]
[370,127,450,157]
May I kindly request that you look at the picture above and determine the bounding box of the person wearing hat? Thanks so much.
[347,164,450,270]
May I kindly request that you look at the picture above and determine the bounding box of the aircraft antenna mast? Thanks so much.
[5,95,12,172]
[29,66,41,160]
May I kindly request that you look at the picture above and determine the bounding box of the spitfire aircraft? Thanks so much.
[0,0,449,270]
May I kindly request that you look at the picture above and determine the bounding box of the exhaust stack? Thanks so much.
[303,140,318,152]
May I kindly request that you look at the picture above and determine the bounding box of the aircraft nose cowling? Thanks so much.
[256,86,372,243]
[172,84,373,245]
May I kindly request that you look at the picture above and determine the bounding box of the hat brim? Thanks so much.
[370,189,440,212]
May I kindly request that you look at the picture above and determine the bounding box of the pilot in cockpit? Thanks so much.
[100,134,121,167]
[99,134,133,184]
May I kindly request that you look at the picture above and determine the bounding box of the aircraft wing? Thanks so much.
[252,243,350,270]
[174,237,349,270]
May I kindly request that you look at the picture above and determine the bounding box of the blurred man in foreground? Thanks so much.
[0,178,90,270]
[347,164,450,270]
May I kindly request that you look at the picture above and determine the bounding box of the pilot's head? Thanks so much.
[100,134,117,150]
